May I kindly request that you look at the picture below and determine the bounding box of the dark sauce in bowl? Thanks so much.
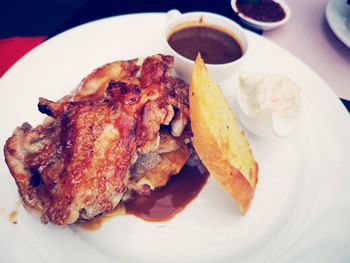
[236,0,286,22]
[167,25,243,64]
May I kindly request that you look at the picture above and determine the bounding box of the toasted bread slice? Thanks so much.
[189,54,258,214]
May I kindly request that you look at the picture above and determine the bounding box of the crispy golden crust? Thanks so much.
[5,86,139,225]
[137,55,189,153]
[190,55,258,214]
[4,54,191,225]
[71,59,140,101]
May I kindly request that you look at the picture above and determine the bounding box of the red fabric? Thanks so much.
[0,36,46,78]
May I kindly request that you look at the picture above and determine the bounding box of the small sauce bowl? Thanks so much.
[234,73,301,138]
[164,10,248,82]
[231,0,291,31]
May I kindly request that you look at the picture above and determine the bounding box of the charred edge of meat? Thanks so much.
[29,168,41,187]
[106,80,141,105]
[38,99,54,117]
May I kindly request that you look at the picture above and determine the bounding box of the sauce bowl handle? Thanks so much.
[166,9,182,23]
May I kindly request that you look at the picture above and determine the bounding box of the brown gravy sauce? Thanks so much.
[168,24,243,64]
[80,162,209,230]
[125,163,209,221]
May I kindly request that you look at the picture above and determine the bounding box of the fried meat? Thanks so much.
[4,54,191,225]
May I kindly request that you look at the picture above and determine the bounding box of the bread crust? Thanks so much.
[189,54,258,214]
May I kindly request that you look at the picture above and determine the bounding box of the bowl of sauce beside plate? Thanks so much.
[164,11,248,82]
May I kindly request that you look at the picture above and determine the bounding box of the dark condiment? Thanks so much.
[125,163,209,222]
[236,0,286,22]
[168,25,243,64]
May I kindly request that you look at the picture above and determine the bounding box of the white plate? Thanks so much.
[1,13,350,263]
[326,0,350,48]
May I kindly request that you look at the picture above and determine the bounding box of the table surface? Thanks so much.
[264,0,350,100]
[1,0,349,106]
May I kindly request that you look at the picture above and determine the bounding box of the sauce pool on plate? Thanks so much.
[125,163,209,221]
[80,161,209,230]
[167,25,243,64]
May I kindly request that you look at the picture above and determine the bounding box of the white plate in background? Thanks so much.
[326,0,350,48]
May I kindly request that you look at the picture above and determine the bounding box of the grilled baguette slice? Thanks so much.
[189,54,258,214]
